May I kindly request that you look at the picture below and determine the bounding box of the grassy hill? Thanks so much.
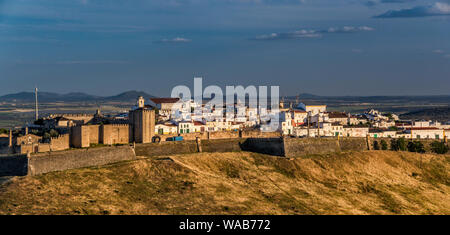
[400,107,450,122]
[0,151,449,215]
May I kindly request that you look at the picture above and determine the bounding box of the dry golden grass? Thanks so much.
[0,150,448,215]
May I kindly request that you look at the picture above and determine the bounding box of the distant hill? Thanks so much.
[400,107,450,122]
[105,91,155,102]
[0,91,154,103]
[0,92,100,102]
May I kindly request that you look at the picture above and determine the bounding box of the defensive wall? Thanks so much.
[28,145,135,175]
[135,138,245,157]
[240,137,367,157]
[1,136,447,176]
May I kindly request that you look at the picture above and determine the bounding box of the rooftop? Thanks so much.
[328,112,348,119]
[150,97,180,104]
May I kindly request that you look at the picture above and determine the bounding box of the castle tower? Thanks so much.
[129,97,155,143]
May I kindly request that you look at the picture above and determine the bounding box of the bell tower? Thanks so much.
[138,96,145,108]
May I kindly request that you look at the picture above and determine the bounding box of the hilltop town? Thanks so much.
[0,93,449,155]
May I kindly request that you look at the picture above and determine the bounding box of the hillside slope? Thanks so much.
[0,151,448,215]
[400,107,450,122]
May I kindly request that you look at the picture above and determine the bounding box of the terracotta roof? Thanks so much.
[293,110,307,113]
[328,112,348,119]
[193,121,205,126]
[150,97,180,104]
[406,127,440,131]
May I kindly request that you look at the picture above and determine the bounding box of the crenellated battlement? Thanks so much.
[47,113,95,118]
[104,124,129,127]
[50,134,70,141]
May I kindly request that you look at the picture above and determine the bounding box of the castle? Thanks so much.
[5,97,155,154]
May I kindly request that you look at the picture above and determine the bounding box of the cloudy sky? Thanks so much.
[0,0,449,96]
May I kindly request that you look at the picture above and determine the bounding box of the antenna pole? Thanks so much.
[35,87,39,121]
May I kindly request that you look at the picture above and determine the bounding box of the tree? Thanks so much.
[380,139,388,150]
[431,141,449,154]
[49,129,59,138]
[397,138,408,151]
[0,128,8,135]
[43,132,51,140]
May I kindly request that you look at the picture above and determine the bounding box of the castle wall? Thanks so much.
[241,130,281,138]
[209,131,239,139]
[240,138,285,156]
[88,125,100,145]
[135,139,245,157]
[28,145,136,175]
[101,124,129,145]
[283,138,341,157]
[50,134,70,151]
[1,137,447,176]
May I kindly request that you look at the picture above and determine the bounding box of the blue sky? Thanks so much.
[0,0,449,96]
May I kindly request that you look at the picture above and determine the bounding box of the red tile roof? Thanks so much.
[150,98,180,104]
[406,127,440,131]
[328,112,348,119]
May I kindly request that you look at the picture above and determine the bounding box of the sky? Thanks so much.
[0,0,449,97]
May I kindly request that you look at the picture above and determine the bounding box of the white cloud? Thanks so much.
[157,37,192,43]
[327,26,374,33]
[374,2,450,18]
[254,26,374,40]
[56,60,130,64]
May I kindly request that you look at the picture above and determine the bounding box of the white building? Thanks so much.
[155,123,178,135]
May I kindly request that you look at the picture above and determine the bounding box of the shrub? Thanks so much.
[431,141,449,154]
[407,141,425,153]
[391,138,407,151]
[380,139,388,150]
[373,141,380,150]
[390,139,398,151]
